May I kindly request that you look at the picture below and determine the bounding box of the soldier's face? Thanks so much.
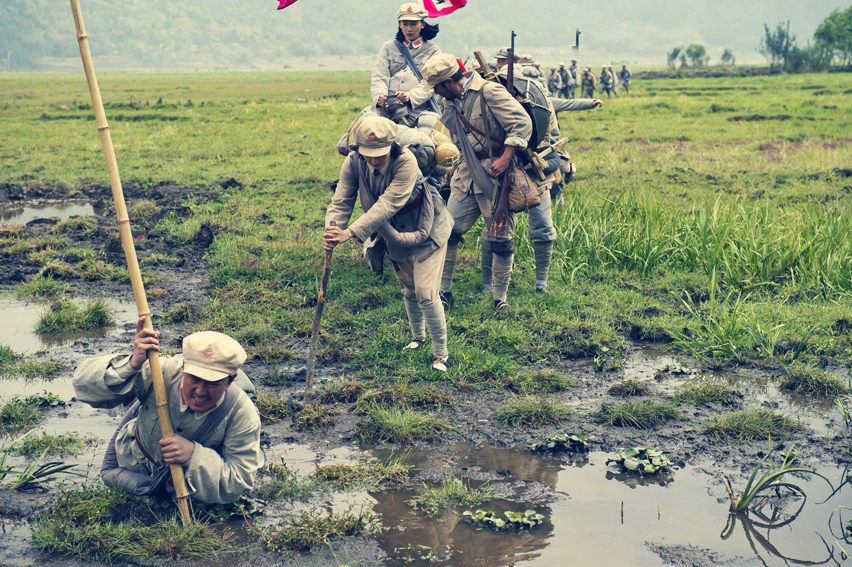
[182,373,231,413]
[434,80,461,101]
[365,153,390,169]
[398,20,425,41]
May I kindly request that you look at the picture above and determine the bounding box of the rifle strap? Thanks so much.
[394,40,441,115]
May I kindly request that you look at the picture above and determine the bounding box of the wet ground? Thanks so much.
[1,187,850,567]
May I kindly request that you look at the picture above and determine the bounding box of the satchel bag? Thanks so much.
[507,165,541,212]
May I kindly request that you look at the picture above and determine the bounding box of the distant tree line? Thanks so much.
[666,7,852,73]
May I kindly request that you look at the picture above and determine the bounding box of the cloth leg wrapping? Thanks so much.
[403,293,425,341]
[492,251,514,303]
[534,240,553,287]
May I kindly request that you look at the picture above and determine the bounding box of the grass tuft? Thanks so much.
[358,405,453,443]
[701,407,799,441]
[409,477,495,517]
[492,396,572,429]
[672,378,735,405]
[779,363,849,398]
[596,399,681,428]
[263,505,378,553]
[607,378,651,397]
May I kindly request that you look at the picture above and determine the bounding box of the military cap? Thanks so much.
[421,53,461,89]
[397,2,427,21]
[183,331,246,381]
[355,115,398,157]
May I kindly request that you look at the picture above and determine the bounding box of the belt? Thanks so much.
[474,146,504,160]
[134,435,159,465]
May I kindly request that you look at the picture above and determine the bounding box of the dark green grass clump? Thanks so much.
[701,407,799,441]
[263,506,378,553]
[492,396,572,429]
[607,378,651,397]
[779,363,849,398]
[31,486,231,562]
[596,399,681,428]
[672,379,735,405]
[358,406,454,443]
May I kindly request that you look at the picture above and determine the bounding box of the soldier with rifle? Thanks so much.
[421,50,532,311]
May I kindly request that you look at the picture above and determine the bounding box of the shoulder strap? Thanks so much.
[394,40,441,114]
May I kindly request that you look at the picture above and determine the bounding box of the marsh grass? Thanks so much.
[3,72,851,418]
[320,378,369,404]
[0,396,50,435]
[702,407,799,441]
[254,393,290,424]
[15,276,71,301]
[358,405,453,443]
[672,378,735,405]
[292,403,339,431]
[596,399,681,428]
[34,297,113,334]
[492,396,572,429]
[607,378,651,397]
[263,505,378,553]
[779,363,849,398]
[12,431,89,458]
[254,459,318,502]
[32,486,231,562]
[505,369,575,394]
[353,384,452,413]
[313,454,412,489]
[0,345,62,379]
[409,478,495,517]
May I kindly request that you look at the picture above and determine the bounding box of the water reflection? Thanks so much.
[373,491,553,566]
[0,200,100,224]
[0,295,137,353]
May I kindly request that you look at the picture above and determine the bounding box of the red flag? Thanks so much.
[423,0,467,17]
[277,0,298,9]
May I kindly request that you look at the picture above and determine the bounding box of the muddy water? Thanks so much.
[365,445,850,566]
[0,295,138,354]
[2,313,850,567]
[0,201,100,225]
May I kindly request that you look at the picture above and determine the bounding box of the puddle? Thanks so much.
[0,295,138,354]
[0,200,101,225]
[247,442,849,566]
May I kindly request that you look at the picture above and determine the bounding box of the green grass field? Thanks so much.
[1,70,851,375]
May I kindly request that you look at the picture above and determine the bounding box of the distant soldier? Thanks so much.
[547,67,562,96]
[581,66,595,98]
[608,65,620,97]
[619,64,632,95]
[558,64,571,98]
[519,53,542,79]
[566,59,578,98]
[598,65,614,98]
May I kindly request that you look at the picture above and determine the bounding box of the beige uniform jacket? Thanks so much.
[448,71,532,199]
[73,354,263,504]
[326,148,451,261]
[371,39,441,114]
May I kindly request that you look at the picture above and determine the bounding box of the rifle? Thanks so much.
[487,31,516,239]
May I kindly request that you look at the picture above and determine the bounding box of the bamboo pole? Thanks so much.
[304,223,335,401]
[69,0,192,525]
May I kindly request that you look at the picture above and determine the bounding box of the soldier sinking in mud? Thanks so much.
[73,317,263,504]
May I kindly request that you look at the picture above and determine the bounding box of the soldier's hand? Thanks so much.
[130,316,160,370]
[490,154,512,176]
[376,94,388,107]
[322,225,353,250]
[592,99,604,108]
[160,435,194,464]
[396,91,410,104]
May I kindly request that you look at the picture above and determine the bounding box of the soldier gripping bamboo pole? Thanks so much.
[69,0,192,525]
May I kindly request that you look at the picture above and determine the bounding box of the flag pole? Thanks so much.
[69,0,192,525]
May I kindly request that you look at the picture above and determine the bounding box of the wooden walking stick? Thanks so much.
[304,222,335,401]
[69,0,192,525]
